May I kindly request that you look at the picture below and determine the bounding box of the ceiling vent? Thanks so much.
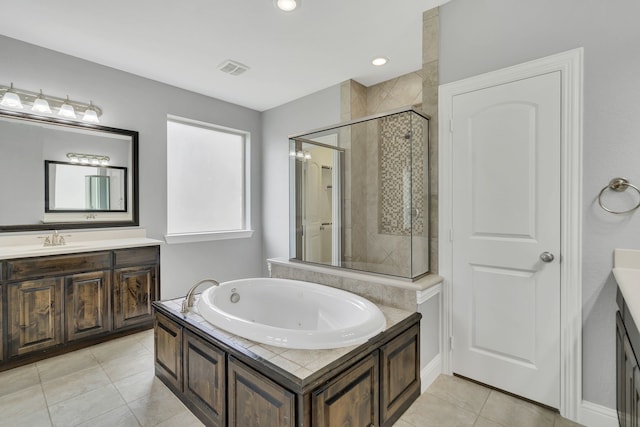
[217,60,250,76]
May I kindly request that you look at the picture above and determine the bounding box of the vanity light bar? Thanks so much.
[289,150,312,160]
[0,82,102,123]
[67,153,110,165]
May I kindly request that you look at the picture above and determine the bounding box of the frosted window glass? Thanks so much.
[167,119,246,234]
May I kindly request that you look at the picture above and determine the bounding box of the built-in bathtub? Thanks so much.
[197,277,387,349]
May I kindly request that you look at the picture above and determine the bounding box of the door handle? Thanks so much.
[540,252,555,263]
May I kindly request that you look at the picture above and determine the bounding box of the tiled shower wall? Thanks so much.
[338,7,439,276]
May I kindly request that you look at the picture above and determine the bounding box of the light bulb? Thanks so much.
[58,95,76,118]
[32,90,52,113]
[82,101,99,123]
[274,0,298,11]
[0,83,23,109]
[372,57,389,66]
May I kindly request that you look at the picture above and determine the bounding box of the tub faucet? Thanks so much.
[181,278,220,313]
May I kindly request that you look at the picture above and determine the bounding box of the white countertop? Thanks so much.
[613,249,640,327]
[0,228,162,259]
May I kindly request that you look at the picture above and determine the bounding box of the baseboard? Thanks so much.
[579,401,618,427]
[420,354,442,393]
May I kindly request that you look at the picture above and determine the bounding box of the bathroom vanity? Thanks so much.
[0,235,160,370]
[154,297,421,427]
[613,249,640,426]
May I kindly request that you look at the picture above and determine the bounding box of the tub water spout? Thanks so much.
[181,278,219,313]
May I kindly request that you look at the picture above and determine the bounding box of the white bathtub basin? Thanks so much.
[197,278,386,350]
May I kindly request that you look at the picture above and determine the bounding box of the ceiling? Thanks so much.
[0,0,449,111]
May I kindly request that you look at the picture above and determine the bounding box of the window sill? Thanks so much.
[164,230,254,244]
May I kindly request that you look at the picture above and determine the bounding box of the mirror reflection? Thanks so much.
[45,161,127,212]
[0,111,138,230]
[292,138,343,266]
[290,108,430,279]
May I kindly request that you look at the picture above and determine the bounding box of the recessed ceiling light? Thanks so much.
[274,0,299,12]
[372,57,389,66]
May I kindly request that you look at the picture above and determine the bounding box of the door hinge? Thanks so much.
[449,119,453,133]
[450,336,455,350]
[449,229,454,242]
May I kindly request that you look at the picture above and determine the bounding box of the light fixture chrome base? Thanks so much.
[0,83,102,122]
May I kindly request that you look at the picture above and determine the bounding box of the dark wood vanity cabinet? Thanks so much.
[154,303,421,427]
[8,277,64,357]
[66,270,111,341]
[114,265,157,330]
[616,288,640,427]
[0,284,3,362]
[114,247,159,330]
[0,245,160,368]
[617,311,640,427]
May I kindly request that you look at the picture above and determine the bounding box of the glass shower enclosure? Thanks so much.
[289,107,430,279]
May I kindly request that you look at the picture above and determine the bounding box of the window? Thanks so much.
[166,116,252,243]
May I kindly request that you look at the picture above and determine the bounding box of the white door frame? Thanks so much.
[438,48,583,420]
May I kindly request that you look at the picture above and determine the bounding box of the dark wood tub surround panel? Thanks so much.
[154,300,422,427]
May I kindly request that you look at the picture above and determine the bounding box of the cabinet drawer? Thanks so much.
[114,246,159,268]
[7,252,111,281]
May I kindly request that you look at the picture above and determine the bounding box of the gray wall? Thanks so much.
[0,35,264,299]
[261,85,341,273]
[440,0,640,408]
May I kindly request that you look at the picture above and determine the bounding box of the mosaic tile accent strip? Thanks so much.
[379,112,426,236]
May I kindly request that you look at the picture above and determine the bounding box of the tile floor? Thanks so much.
[0,330,585,427]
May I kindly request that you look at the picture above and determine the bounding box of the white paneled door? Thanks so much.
[451,71,562,408]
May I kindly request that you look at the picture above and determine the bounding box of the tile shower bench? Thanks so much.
[154,296,421,427]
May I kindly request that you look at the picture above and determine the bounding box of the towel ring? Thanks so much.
[598,177,640,214]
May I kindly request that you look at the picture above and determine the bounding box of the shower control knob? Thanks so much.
[540,252,555,263]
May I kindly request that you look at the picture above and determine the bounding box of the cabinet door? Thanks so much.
[312,353,379,427]
[183,331,226,427]
[228,356,295,427]
[114,265,157,329]
[155,313,182,391]
[619,313,628,426]
[8,278,63,357]
[0,285,3,362]
[66,270,111,341]
[634,365,640,427]
[625,332,638,427]
[380,324,421,426]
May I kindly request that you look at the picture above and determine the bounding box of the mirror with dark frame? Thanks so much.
[45,161,128,213]
[0,110,139,231]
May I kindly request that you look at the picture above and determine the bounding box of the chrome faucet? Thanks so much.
[181,278,220,313]
[42,230,67,247]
